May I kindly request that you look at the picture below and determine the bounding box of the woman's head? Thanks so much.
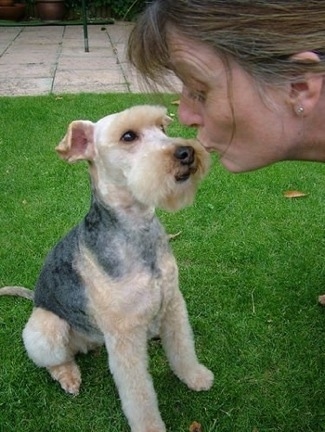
[128,0,325,86]
[128,1,325,172]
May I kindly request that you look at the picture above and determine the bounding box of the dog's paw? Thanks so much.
[48,362,81,395]
[141,427,166,432]
[60,375,81,395]
[184,364,214,391]
[133,420,166,432]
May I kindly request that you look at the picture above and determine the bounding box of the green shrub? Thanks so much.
[64,0,149,20]
[110,0,148,20]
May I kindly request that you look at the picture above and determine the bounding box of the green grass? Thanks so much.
[1,93,325,432]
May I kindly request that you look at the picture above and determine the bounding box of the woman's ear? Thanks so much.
[287,51,323,116]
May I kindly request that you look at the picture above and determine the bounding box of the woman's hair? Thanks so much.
[128,0,325,87]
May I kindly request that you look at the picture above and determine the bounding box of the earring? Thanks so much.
[295,106,304,116]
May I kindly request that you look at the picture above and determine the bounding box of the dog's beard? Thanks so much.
[158,182,198,211]
[128,167,201,211]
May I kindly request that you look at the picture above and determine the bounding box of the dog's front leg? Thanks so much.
[105,330,166,432]
[160,289,214,391]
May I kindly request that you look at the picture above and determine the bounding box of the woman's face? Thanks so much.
[168,32,297,172]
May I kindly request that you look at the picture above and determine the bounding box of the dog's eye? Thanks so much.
[121,130,138,142]
[160,125,166,134]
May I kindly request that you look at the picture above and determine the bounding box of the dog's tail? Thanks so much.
[0,286,34,300]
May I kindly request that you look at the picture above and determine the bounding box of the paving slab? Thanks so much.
[0,22,130,95]
[0,62,55,78]
[0,77,53,96]
[0,21,179,96]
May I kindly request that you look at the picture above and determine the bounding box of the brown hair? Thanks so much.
[128,0,325,87]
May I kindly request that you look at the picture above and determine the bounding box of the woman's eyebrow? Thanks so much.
[171,63,207,83]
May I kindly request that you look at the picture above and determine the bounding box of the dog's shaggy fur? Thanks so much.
[0,105,213,432]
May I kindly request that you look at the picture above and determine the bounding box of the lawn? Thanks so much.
[0,93,325,432]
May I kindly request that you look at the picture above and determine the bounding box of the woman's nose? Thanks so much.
[178,94,203,128]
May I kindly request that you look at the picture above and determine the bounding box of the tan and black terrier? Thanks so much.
[0,105,213,432]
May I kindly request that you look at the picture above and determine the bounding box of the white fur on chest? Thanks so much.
[76,245,178,338]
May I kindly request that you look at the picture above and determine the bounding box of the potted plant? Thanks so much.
[0,0,26,20]
[36,0,65,20]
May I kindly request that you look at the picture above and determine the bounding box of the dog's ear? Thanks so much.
[56,120,95,163]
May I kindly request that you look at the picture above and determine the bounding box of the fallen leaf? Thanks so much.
[189,421,202,432]
[283,190,308,198]
[318,295,325,306]
[167,231,182,241]
[171,99,180,105]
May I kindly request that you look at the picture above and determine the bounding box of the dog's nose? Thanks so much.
[174,146,194,165]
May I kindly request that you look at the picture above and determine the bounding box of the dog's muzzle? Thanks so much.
[174,146,197,182]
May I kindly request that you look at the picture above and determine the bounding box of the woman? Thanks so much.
[127,0,325,173]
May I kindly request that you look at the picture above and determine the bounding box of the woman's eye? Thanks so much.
[121,130,138,142]
[189,90,206,103]
[184,86,206,103]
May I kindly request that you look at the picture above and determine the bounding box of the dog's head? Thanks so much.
[56,105,210,211]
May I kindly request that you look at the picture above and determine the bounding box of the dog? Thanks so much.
[0,105,213,432]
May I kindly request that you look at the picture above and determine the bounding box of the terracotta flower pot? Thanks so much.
[36,0,65,20]
[0,0,14,6]
[0,3,26,20]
